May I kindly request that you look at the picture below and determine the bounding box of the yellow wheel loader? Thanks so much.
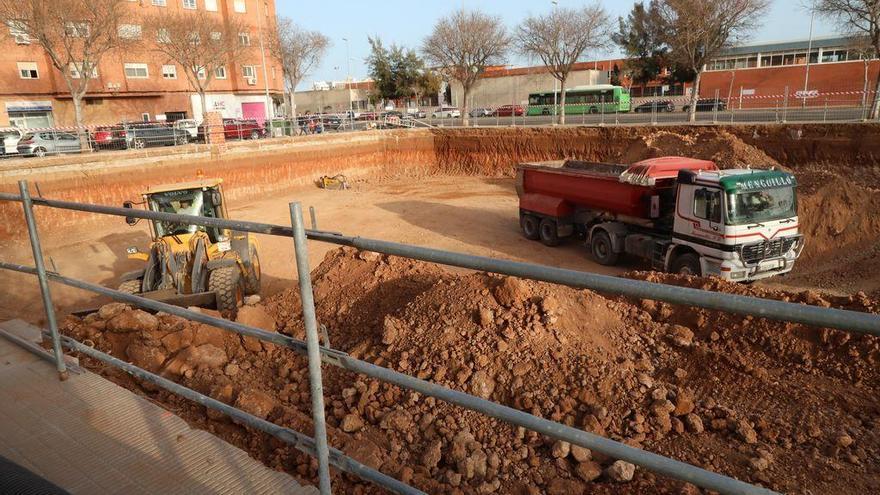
[119,178,260,319]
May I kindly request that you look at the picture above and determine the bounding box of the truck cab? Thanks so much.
[672,169,802,281]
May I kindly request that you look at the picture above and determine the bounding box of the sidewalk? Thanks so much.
[0,322,316,495]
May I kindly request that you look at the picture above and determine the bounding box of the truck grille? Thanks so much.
[740,237,799,265]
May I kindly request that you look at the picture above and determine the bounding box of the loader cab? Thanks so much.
[143,179,229,243]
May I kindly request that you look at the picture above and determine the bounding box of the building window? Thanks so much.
[17,62,38,79]
[210,31,222,40]
[124,63,149,79]
[234,0,246,13]
[189,32,201,45]
[70,62,97,79]
[182,0,196,9]
[64,22,90,38]
[195,66,206,79]
[205,0,218,11]
[242,65,256,78]
[7,21,30,44]
[118,24,142,39]
[162,64,177,79]
[157,28,170,43]
[238,32,250,46]
[215,66,227,79]
[151,0,167,6]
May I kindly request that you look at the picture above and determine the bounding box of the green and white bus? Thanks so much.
[527,84,631,116]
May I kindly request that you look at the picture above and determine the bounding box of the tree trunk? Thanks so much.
[72,93,88,151]
[871,65,880,120]
[199,90,209,122]
[461,85,470,127]
[688,70,702,123]
[558,78,567,125]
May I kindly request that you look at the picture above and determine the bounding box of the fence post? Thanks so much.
[289,202,332,495]
[309,206,318,230]
[782,86,789,123]
[18,180,68,381]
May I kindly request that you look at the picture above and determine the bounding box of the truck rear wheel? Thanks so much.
[590,231,619,266]
[209,266,243,319]
[539,219,561,247]
[671,253,702,276]
[520,215,540,240]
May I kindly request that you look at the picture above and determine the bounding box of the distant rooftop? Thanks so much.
[719,35,857,56]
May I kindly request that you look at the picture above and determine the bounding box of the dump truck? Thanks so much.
[119,178,260,318]
[516,157,803,282]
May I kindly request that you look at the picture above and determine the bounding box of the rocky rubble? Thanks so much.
[61,247,880,494]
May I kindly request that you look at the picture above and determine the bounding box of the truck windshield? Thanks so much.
[726,187,796,225]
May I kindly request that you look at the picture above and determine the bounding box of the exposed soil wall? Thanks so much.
[0,130,437,239]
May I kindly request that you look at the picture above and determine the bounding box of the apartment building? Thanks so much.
[0,0,283,128]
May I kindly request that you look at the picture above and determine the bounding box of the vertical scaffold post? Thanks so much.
[18,180,68,380]
[289,202,332,495]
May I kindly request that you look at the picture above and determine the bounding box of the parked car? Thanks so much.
[406,108,427,119]
[356,111,380,121]
[92,125,128,150]
[432,106,461,118]
[469,108,493,118]
[493,104,525,117]
[220,118,267,140]
[173,119,202,141]
[0,128,24,157]
[633,100,676,113]
[17,131,82,157]
[318,114,344,130]
[682,98,727,112]
[126,122,190,148]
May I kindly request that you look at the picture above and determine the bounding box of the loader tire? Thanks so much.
[117,279,142,295]
[209,266,243,319]
[243,247,261,295]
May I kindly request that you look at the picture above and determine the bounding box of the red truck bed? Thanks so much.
[516,157,717,220]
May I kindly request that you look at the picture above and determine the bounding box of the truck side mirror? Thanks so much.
[211,191,222,206]
[123,200,139,226]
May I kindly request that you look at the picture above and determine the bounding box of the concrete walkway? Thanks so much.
[0,321,316,495]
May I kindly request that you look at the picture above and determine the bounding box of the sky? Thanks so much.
[276,0,839,90]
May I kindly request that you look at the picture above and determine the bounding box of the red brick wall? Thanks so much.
[700,60,880,108]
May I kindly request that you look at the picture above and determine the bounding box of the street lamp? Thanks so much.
[342,37,354,120]
[802,7,815,107]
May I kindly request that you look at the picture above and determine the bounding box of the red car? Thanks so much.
[493,105,525,117]
[222,119,267,140]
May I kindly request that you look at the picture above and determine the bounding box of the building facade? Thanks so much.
[0,0,284,128]
[699,36,880,108]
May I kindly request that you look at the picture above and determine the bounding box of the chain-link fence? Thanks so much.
[1,81,877,161]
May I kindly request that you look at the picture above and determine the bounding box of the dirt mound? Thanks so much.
[617,129,783,170]
[61,248,880,494]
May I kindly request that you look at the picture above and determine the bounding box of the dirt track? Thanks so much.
[1,124,879,493]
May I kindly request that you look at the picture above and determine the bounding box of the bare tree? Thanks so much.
[516,4,610,124]
[0,0,132,131]
[143,9,249,121]
[422,9,510,126]
[659,0,769,122]
[814,0,880,119]
[268,17,329,122]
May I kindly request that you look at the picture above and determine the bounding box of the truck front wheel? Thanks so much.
[539,219,561,247]
[671,253,702,276]
[590,231,619,266]
[520,215,540,240]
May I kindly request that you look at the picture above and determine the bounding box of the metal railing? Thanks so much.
[3,183,879,494]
